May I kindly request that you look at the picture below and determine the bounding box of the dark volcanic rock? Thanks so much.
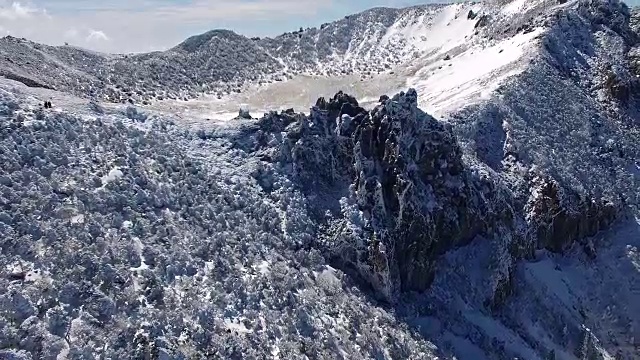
[249,89,515,302]
[238,108,252,119]
[475,15,491,29]
[525,175,619,253]
[315,91,365,121]
[348,89,501,300]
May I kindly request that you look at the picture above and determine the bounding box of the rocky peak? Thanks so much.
[173,29,247,53]
[348,89,491,300]
[248,90,514,302]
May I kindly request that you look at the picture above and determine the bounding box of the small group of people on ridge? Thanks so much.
[43,100,53,109]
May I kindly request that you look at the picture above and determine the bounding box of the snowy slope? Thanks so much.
[0,1,564,115]
[130,0,579,119]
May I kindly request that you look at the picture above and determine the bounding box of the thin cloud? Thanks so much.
[0,1,38,19]
[87,29,109,42]
[64,27,79,39]
[151,0,333,22]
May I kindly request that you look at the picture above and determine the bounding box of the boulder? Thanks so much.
[238,108,252,119]
[604,65,633,103]
[475,15,491,29]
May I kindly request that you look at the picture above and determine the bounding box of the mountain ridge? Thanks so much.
[0,0,639,359]
[0,1,536,106]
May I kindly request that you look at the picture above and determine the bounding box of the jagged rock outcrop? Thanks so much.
[525,174,619,253]
[248,85,629,305]
[349,90,487,299]
[248,90,518,303]
[247,91,365,193]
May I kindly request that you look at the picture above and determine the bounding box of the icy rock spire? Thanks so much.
[349,89,487,301]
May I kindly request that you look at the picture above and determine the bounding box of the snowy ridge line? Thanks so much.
[0,0,557,110]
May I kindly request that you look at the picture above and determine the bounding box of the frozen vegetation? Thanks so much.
[0,0,639,359]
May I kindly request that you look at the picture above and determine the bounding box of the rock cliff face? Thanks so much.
[348,90,489,299]
[525,175,619,254]
[247,90,520,302]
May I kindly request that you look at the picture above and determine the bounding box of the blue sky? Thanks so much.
[0,0,638,53]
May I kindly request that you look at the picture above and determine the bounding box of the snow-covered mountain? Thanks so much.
[0,1,578,110]
[0,0,639,359]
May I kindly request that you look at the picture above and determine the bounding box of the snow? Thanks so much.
[0,1,638,359]
[24,269,43,282]
[101,167,123,184]
[255,260,270,275]
[381,3,478,54]
[271,344,281,359]
[129,237,150,272]
[410,27,544,116]
[70,214,85,224]
[224,318,252,334]
[501,0,530,16]
[523,257,577,309]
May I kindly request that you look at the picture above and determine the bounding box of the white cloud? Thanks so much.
[64,27,79,39]
[0,1,38,19]
[87,29,109,42]
[0,0,337,53]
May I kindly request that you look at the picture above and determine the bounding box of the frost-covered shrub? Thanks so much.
[0,91,440,359]
[125,106,147,121]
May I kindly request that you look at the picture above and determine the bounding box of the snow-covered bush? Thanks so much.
[0,91,440,359]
